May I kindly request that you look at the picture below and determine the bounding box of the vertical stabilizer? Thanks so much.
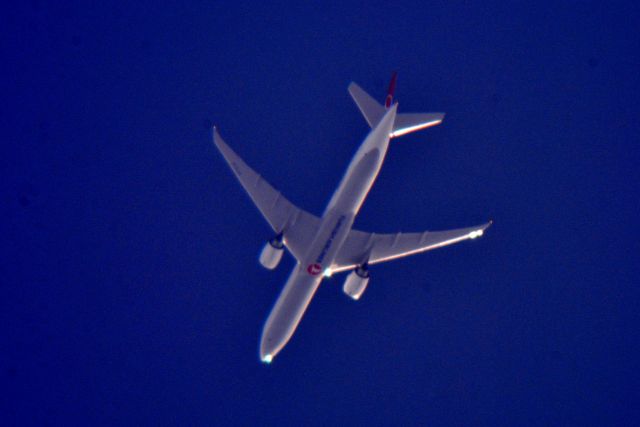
[384,71,398,108]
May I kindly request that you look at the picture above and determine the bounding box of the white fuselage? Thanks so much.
[259,104,398,362]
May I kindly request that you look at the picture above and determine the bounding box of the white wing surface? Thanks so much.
[213,128,320,261]
[331,221,492,272]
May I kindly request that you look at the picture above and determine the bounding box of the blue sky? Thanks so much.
[2,2,639,425]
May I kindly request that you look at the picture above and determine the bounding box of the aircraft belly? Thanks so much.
[258,108,395,362]
[330,148,382,214]
[260,212,354,361]
[260,267,323,360]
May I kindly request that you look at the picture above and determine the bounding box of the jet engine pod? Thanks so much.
[343,264,370,300]
[259,234,284,270]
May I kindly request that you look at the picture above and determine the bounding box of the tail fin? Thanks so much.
[385,71,398,108]
[348,73,445,138]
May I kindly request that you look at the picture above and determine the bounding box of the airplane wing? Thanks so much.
[213,127,320,261]
[331,221,492,272]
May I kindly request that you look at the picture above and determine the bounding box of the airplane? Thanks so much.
[212,72,491,363]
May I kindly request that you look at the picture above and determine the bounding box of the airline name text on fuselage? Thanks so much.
[315,215,346,265]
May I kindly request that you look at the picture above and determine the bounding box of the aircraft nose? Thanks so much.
[260,335,280,364]
[259,345,275,364]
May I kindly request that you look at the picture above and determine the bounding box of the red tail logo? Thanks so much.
[385,71,398,108]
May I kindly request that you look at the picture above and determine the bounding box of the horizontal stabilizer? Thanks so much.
[391,112,445,137]
[348,82,385,128]
[348,81,444,137]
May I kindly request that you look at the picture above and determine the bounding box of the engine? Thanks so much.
[342,264,370,300]
[259,234,284,269]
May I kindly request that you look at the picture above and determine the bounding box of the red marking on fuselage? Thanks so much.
[307,263,322,276]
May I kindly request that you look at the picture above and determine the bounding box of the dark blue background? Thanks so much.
[2,2,639,425]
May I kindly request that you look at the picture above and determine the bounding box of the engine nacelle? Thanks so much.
[342,264,370,300]
[259,234,284,270]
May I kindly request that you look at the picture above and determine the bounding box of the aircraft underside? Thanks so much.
[212,74,491,362]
